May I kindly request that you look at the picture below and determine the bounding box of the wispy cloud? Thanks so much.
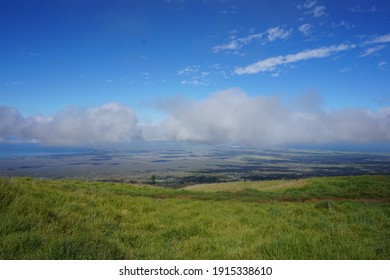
[212,40,241,53]
[298,0,317,9]
[180,73,210,86]
[360,45,385,57]
[349,5,381,13]
[142,72,152,79]
[178,65,210,86]
[219,5,238,14]
[212,32,263,53]
[339,66,352,73]
[331,20,355,30]
[298,23,312,36]
[364,33,390,45]
[212,26,291,54]
[235,44,354,75]
[378,61,388,70]
[297,0,326,17]
[177,64,231,86]
[209,63,229,79]
[311,5,326,17]
[266,26,292,41]
[5,81,24,87]
[177,65,200,76]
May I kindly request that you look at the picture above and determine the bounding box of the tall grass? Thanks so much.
[0,176,389,259]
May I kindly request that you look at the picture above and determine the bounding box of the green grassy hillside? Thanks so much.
[1,175,389,259]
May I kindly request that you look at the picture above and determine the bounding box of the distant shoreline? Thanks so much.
[1,142,389,188]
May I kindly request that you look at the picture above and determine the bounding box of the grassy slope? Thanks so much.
[0,175,389,260]
[184,179,309,192]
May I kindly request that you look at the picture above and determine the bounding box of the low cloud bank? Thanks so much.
[1,88,390,147]
[156,88,390,146]
[0,103,139,146]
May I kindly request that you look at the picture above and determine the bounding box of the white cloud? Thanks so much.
[349,5,380,13]
[235,44,354,75]
[155,88,390,146]
[212,26,291,53]
[235,56,283,75]
[364,33,390,45]
[266,26,292,41]
[312,5,326,17]
[212,40,241,53]
[378,61,388,70]
[178,63,232,86]
[239,33,264,45]
[212,32,263,53]
[5,81,24,87]
[303,0,317,9]
[177,65,200,75]
[298,23,312,36]
[178,65,210,86]
[297,0,316,10]
[331,20,354,30]
[0,103,140,146]
[339,66,352,73]
[0,107,23,139]
[209,63,229,78]
[2,89,390,147]
[297,0,326,17]
[360,45,385,57]
[181,75,209,86]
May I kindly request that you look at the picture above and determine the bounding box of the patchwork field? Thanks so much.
[1,143,390,188]
[1,175,389,259]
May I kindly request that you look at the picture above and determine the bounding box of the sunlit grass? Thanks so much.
[184,178,307,192]
[0,175,389,259]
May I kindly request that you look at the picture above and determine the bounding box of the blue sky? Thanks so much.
[1,0,390,147]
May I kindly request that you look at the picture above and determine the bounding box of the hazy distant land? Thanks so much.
[1,142,389,187]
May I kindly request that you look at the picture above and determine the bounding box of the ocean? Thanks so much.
[0,143,92,158]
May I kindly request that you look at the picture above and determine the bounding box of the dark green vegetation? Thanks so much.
[1,175,389,259]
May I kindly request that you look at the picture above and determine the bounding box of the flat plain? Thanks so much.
[1,142,390,187]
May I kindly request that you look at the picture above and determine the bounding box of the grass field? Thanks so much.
[0,175,389,259]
